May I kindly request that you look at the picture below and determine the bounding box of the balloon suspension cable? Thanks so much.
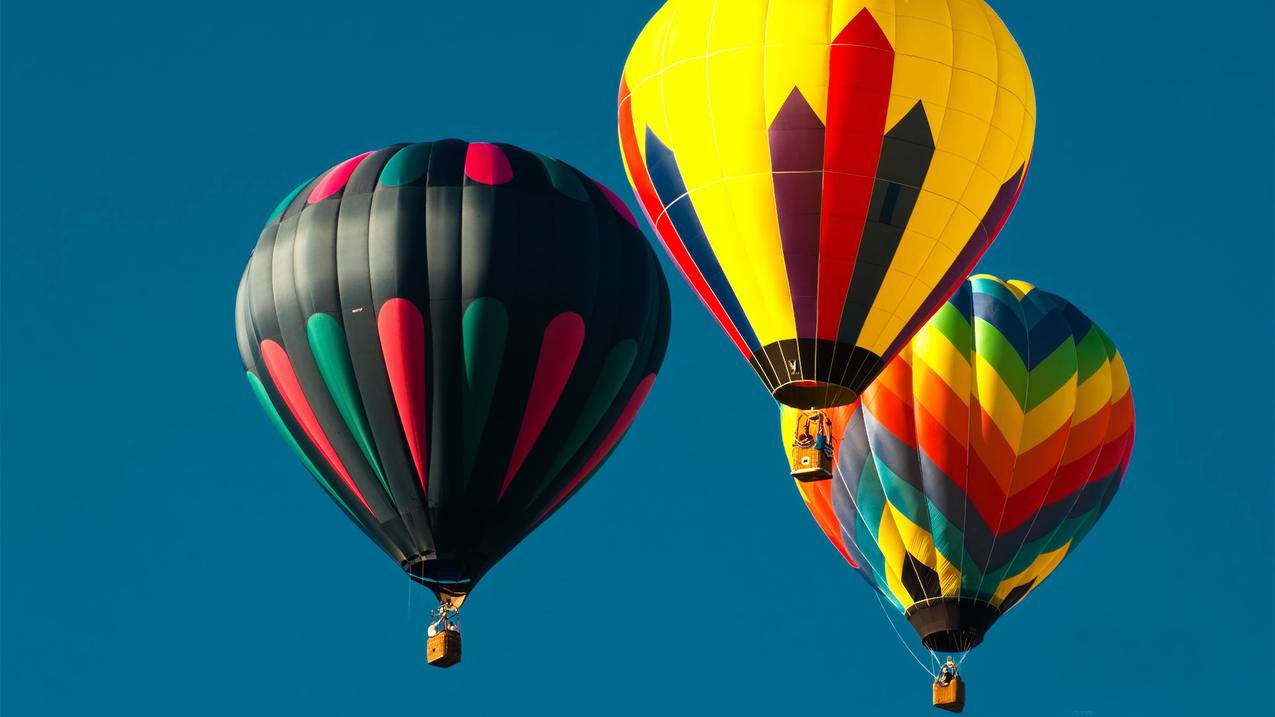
[428,597,461,637]
[872,590,940,678]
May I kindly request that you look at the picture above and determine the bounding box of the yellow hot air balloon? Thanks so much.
[619,0,1036,408]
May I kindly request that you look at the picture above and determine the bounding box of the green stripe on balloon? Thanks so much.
[531,153,588,201]
[246,371,364,525]
[527,340,639,505]
[973,316,1028,408]
[854,460,905,611]
[930,302,972,360]
[1096,326,1120,362]
[462,298,508,485]
[267,178,312,223]
[1024,338,1077,412]
[1075,326,1110,384]
[306,314,393,503]
[379,142,434,186]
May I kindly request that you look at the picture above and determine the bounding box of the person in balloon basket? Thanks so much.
[937,657,958,685]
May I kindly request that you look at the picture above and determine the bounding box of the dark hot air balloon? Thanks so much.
[235,140,671,666]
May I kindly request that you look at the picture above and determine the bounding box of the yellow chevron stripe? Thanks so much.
[1020,373,1077,452]
[1074,358,1113,424]
[992,541,1069,607]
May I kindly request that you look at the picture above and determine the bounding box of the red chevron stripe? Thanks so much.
[915,400,970,488]
[968,399,1017,486]
[1046,408,1112,503]
[816,9,894,340]
[1008,422,1072,497]
[964,445,1009,530]
[864,381,917,450]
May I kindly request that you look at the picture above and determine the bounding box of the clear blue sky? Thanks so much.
[2,1,1271,715]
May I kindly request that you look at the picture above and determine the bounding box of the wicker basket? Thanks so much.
[427,629,462,668]
[791,445,832,480]
[932,676,965,713]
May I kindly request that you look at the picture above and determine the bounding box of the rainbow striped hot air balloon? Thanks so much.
[782,276,1134,653]
[620,0,1036,408]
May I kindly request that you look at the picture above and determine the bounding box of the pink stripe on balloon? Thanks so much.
[308,151,374,203]
[260,339,374,515]
[498,312,586,500]
[535,373,657,523]
[378,298,429,492]
[464,142,513,185]
[591,179,639,228]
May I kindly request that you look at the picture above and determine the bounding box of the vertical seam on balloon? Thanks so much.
[260,340,374,515]
[498,312,587,501]
[698,0,753,359]
[949,1,1009,283]
[365,149,434,545]
[461,298,508,487]
[717,0,794,386]
[756,0,805,385]
[985,297,1080,599]
[971,281,1030,600]
[957,282,974,596]
[868,0,960,351]
[815,0,831,407]
[329,151,398,512]
[455,142,469,502]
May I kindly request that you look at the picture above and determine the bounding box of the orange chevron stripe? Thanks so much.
[914,401,969,487]
[1007,422,1072,497]
[968,398,1017,491]
[863,379,917,449]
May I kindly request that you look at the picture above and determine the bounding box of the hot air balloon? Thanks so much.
[619,0,1035,409]
[235,140,671,666]
[780,276,1133,711]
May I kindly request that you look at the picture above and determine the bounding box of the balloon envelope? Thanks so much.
[236,140,671,603]
[781,276,1133,651]
[620,0,1035,408]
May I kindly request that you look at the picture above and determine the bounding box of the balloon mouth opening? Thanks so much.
[772,381,859,409]
[403,556,476,601]
[904,598,1001,653]
[748,338,883,408]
